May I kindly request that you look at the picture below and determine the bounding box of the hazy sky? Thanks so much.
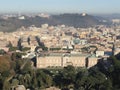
[0,0,120,14]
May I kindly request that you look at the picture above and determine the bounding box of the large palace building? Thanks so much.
[36,53,98,68]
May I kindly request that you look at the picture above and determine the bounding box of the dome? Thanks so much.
[73,38,80,44]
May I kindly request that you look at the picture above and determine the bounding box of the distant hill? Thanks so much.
[0,13,103,32]
[51,13,100,27]
[98,14,120,19]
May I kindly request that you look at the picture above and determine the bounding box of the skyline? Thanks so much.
[0,0,120,14]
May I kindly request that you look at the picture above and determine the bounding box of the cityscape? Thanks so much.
[0,0,120,90]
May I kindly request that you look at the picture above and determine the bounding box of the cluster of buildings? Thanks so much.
[0,23,120,68]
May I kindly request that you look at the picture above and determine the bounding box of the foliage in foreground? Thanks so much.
[0,53,120,90]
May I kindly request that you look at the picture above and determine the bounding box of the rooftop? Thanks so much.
[38,53,91,57]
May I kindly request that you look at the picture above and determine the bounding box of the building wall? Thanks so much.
[37,56,62,68]
[36,55,89,68]
[87,57,98,68]
[69,57,86,67]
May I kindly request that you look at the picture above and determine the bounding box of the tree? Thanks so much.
[50,48,61,51]
[0,56,11,73]
[36,69,52,89]
[75,69,88,89]
[24,74,31,88]
[20,60,32,74]
[54,65,76,89]
[15,59,24,72]
[62,65,76,84]
[22,47,31,52]
[17,74,24,85]
[101,78,113,90]
[31,70,38,89]
[108,56,120,89]
[0,49,6,55]
[17,38,22,51]
[3,80,11,90]
[75,67,108,90]
[27,37,30,45]
[11,52,23,61]
[11,79,19,87]
[9,47,17,51]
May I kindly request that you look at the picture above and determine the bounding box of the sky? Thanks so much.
[0,0,120,14]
